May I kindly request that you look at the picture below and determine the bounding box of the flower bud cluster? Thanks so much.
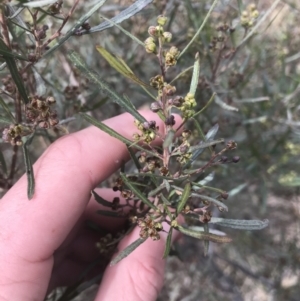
[133,119,157,144]
[25,95,59,129]
[2,75,15,94]
[137,214,162,241]
[96,231,124,254]
[241,4,259,28]
[96,233,114,254]
[177,131,192,164]
[141,156,161,173]
[64,85,80,100]
[199,209,212,223]
[164,46,180,67]
[150,75,164,90]
[144,15,174,57]
[112,176,133,200]
[177,92,197,119]
[36,24,49,41]
[2,124,23,146]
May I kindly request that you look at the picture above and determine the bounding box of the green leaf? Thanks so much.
[203,223,209,256]
[148,182,166,197]
[215,95,238,111]
[68,51,146,123]
[127,146,141,170]
[80,112,132,144]
[163,129,175,149]
[163,227,173,258]
[79,112,158,157]
[43,0,108,57]
[98,14,144,46]
[0,40,29,104]
[0,150,8,176]
[96,46,148,87]
[209,218,269,230]
[161,194,171,206]
[192,193,228,211]
[78,0,153,35]
[6,4,35,42]
[189,52,200,95]
[228,183,247,197]
[191,92,216,119]
[22,0,57,7]
[177,225,232,243]
[110,237,147,265]
[0,116,12,125]
[22,141,35,199]
[120,173,156,210]
[176,182,191,215]
[189,138,224,152]
[97,210,124,218]
[0,95,15,123]
[92,190,112,207]
[189,124,220,163]
[179,0,219,59]
[32,68,46,96]
[0,39,28,61]
[172,186,228,211]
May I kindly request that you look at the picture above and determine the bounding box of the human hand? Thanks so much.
[0,111,181,301]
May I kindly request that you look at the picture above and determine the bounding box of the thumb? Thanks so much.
[95,224,180,301]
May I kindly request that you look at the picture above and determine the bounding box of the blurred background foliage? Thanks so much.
[1,0,300,300]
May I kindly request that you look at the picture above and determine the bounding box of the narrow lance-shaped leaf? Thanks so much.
[228,183,247,197]
[0,116,12,125]
[0,39,29,104]
[0,95,16,123]
[6,4,35,43]
[172,185,228,211]
[79,113,158,157]
[176,182,191,215]
[120,173,156,210]
[196,172,214,186]
[163,129,175,149]
[110,238,147,265]
[215,95,238,111]
[92,190,112,208]
[78,0,153,35]
[163,227,173,258]
[68,51,146,123]
[96,46,148,87]
[189,52,200,95]
[97,210,123,218]
[22,0,57,7]
[209,218,269,230]
[179,0,219,59]
[189,138,224,152]
[32,68,46,96]
[98,14,144,46]
[0,150,7,176]
[43,0,108,57]
[22,141,35,199]
[127,146,141,170]
[203,223,209,256]
[148,182,166,197]
[0,39,28,60]
[191,92,216,120]
[192,193,228,211]
[177,225,232,243]
[190,123,219,162]
[161,194,171,206]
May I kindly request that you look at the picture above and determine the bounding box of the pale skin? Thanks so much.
[0,111,181,301]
